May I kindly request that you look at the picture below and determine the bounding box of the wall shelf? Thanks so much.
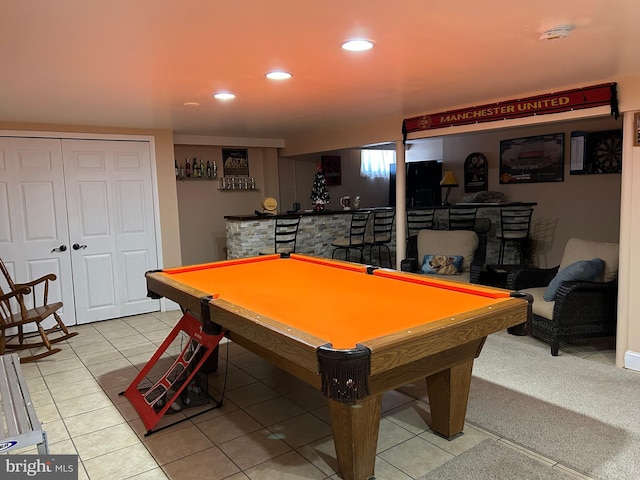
[217,188,260,192]
[177,177,218,181]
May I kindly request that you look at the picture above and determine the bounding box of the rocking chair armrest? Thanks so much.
[14,273,57,290]
[0,286,31,302]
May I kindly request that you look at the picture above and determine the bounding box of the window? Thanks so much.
[360,149,395,178]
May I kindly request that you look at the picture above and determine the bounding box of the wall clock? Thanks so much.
[262,197,278,214]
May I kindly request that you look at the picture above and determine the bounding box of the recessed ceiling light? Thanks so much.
[183,102,200,107]
[539,25,574,41]
[266,71,292,80]
[213,92,236,100]
[341,38,374,51]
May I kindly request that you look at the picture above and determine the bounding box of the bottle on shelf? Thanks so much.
[200,159,204,179]
[206,161,211,179]
[185,158,191,178]
[175,159,179,179]
[213,161,218,178]
[192,158,198,178]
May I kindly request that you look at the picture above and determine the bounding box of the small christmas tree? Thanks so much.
[310,166,330,211]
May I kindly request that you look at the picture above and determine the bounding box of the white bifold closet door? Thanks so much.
[0,136,160,326]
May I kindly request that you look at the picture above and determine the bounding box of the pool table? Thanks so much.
[146,253,530,480]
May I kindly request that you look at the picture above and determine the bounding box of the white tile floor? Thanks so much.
[6,310,606,479]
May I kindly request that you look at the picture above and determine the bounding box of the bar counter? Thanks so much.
[225,208,392,260]
[224,202,537,264]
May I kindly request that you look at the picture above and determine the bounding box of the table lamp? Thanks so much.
[440,170,459,205]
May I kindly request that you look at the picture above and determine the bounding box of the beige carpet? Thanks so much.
[465,332,640,480]
[419,439,575,480]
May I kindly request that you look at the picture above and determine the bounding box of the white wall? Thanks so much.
[619,112,640,368]
[282,149,390,212]
[407,137,443,162]
[174,144,280,265]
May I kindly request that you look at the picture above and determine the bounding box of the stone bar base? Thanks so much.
[225,203,536,266]
[225,209,396,262]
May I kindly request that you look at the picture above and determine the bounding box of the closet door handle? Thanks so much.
[51,245,67,253]
[72,243,87,250]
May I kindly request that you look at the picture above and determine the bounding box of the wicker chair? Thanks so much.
[401,230,487,284]
[505,238,618,355]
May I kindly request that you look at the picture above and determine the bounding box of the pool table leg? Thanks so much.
[426,359,474,439]
[327,394,382,480]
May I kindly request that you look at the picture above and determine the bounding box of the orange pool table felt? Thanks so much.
[156,253,512,349]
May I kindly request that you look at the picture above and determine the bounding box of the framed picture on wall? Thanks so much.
[499,133,564,184]
[321,155,341,186]
[222,148,249,176]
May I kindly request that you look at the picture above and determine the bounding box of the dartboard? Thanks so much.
[587,130,622,174]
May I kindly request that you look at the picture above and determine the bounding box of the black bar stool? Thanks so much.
[331,211,371,262]
[259,215,301,255]
[364,209,396,267]
[496,208,533,264]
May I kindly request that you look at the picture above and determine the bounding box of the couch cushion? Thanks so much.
[420,254,463,275]
[522,287,554,319]
[417,230,478,273]
[559,238,619,282]
[543,258,605,301]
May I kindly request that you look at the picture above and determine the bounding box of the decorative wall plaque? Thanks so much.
[464,152,488,192]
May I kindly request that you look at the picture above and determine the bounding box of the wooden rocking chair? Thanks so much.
[0,259,78,362]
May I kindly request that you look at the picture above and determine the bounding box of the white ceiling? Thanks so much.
[2,1,638,140]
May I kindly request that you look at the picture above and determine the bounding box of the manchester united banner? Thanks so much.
[403,82,618,141]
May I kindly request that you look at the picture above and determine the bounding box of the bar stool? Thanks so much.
[364,209,395,267]
[496,208,533,264]
[259,215,301,255]
[406,209,435,238]
[331,211,371,262]
[448,207,477,230]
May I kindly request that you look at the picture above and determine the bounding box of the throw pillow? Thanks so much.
[543,258,605,301]
[420,254,463,275]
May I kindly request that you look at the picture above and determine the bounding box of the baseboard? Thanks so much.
[624,350,640,372]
